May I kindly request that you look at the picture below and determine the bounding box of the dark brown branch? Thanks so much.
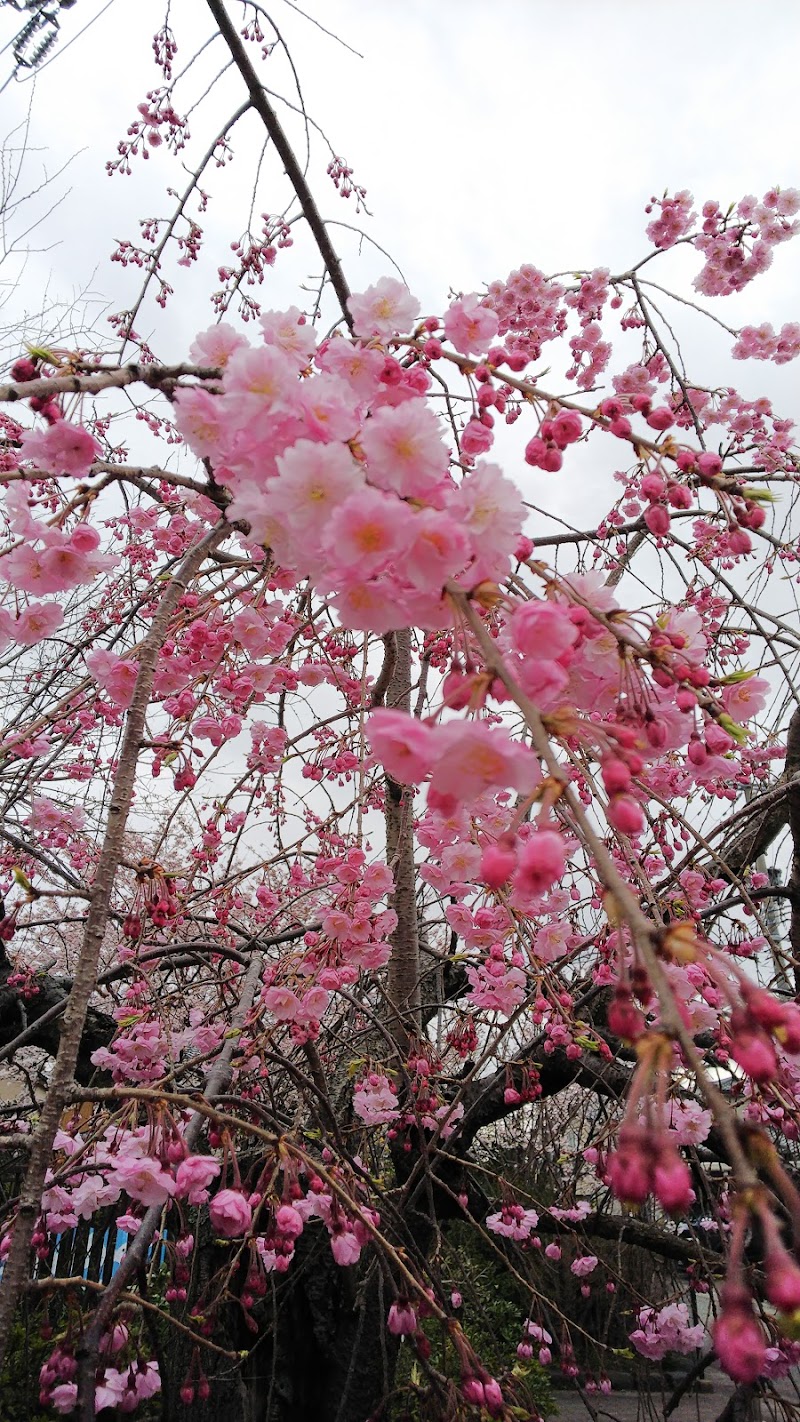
[205,0,353,328]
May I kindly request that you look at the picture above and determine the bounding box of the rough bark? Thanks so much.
[383,628,422,1056]
[0,948,115,1084]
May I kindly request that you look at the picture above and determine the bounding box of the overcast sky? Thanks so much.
[0,1,798,350]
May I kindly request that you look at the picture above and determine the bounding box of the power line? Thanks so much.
[0,0,77,79]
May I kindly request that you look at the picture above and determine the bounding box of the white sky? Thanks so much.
[0,0,798,366]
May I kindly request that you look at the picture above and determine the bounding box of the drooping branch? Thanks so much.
[786,710,800,989]
[204,0,353,328]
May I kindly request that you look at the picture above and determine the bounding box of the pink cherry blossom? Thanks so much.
[323,486,416,577]
[443,294,499,354]
[12,601,64,645]
[367,709,437,783]
[174,1155,221,1204]
[19,420,101,477]
[209,1188,253,1237]
[259,306,317,369]
[429,721,540,803]
[347,277,420,339]
[86,648,140,708]
[360,401,448,498]
[110,1155,175,1207]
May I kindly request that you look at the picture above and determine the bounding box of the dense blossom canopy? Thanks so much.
[0,7,799,1421]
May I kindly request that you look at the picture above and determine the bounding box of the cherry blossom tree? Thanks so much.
[0,6,799,1420]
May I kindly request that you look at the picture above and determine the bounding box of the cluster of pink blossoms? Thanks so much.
[174,287,526,635]
[629,1303,704,1361]
[693,187,800,297]
[644,186,800,299]
[41,1351,161,1416]
[733,321,800,364]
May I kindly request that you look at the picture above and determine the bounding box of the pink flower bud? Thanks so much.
[461,1376,486,1406]
[387,1300,418,1336]
[483,1377,504,1416]
[653,1145,693,1214]
[601,757,632,795]
[607,988,645,1042]
[765,1246,800,1312]
[644,504,671,537]
[606,1128,653,1205]
[481,842,517,888]
[646,406,675,431]
[713,1288,766,1384]
[607,795,644,837]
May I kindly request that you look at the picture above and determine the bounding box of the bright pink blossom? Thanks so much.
[174,1155,221,1204]
[209,1188,253,1237]
[367,709,436,783]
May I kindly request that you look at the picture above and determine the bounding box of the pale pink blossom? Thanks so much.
[511,600,578,660]
[86,648,139,708]
[189,322,248,368]
[347,277,420,339]
[486,1204,539,1240]
[404,509,469,589]
[354,1073,400,1124]
[430,721,539,803]
[452,460,526,577]
[361,401,448,498]
[329,1226,362,1265]
[224,343,295,408]
[263,985,301,1020]
[269,438,365,545]
[722,676,770,722]
[259,306,317,369]
[443,293,499,354]
[173,386,229,459]
[332,578,411,633]
[19,420,101,476]
[110,1155,175,1207]
[50,1383,79,1413]
[298,373,359,442]
[323,487,416,576]
[367,708,437,782]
